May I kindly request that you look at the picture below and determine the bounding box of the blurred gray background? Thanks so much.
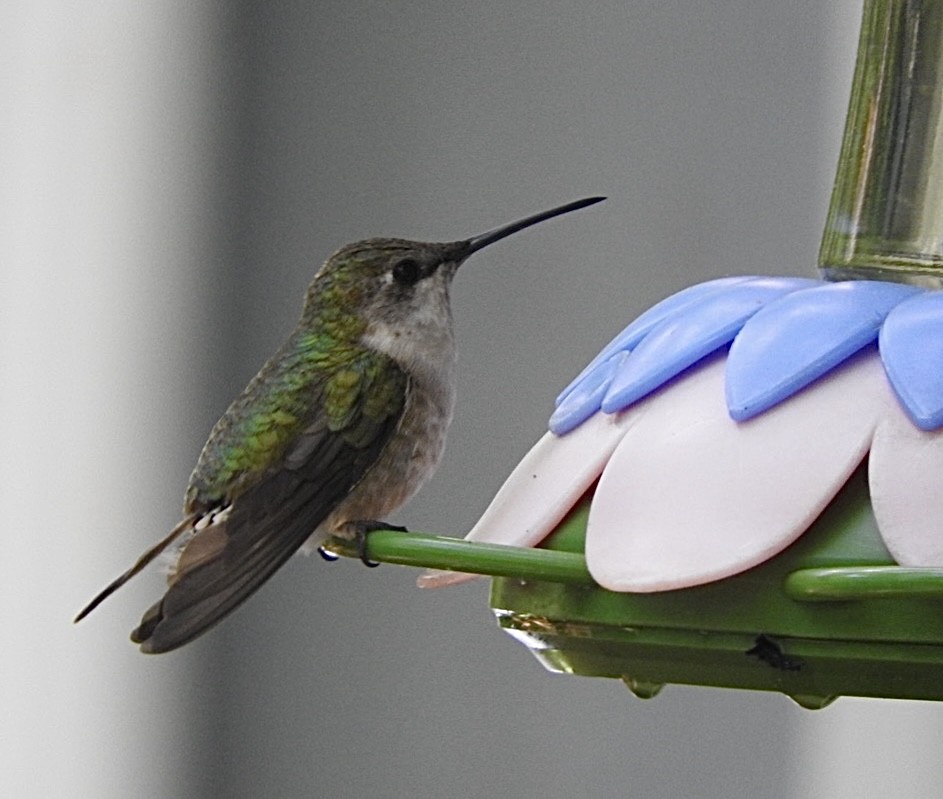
[6,1,943,797]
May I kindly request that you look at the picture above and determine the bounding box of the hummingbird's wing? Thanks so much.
[105,350,407,653]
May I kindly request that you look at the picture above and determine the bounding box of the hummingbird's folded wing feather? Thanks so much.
[131,356,408,653]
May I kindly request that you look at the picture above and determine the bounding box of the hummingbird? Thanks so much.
[74,196,605,653]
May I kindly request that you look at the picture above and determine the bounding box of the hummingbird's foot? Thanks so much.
[316,546,340,562]
[353,521,408,567]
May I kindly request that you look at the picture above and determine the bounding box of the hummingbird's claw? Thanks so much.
[316,522,407,566]
[354,521,408,567]
[358,539,380,568]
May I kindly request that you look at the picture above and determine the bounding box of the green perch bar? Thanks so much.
[328,522,943,604]
[323,530,592,584]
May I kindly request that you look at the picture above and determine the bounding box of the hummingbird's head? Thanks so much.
[303,238,469,375]
[303,197,605,371]
[307,237,468,326]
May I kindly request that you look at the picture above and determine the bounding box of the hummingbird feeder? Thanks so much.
[327,0,943,708]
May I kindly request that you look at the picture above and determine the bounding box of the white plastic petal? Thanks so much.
[416,409,638,588]
[870,400,943,565]
[586,348,893,592]
[466,412,639,547]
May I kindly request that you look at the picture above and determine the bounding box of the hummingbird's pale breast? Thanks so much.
[313,267,459,544]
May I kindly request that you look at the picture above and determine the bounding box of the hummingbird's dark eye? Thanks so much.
[392,258,421,286]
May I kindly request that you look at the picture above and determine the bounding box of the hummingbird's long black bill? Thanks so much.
[465,196,605,255]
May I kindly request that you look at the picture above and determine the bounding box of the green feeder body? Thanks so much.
[491,465,943,708]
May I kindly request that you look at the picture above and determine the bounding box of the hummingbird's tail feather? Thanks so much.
[128,473,341,653]
[129,439,373,650]
[73,513,199,623]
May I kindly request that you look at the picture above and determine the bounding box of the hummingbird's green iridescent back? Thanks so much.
[185,327,408,513]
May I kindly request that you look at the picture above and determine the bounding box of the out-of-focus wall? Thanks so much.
[2,4,225,797]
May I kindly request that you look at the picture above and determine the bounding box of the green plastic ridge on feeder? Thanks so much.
[331,0,943,707]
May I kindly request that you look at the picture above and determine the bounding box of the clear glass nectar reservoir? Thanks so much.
[820,0,943,286]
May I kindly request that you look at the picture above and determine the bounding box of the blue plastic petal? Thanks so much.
[600,277,819,414]
[726,281,922,421]
[549,351,628,435]
[879,290,943,431]
[554,276,756,407]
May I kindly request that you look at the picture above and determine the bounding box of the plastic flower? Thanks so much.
[421,277,943,592]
